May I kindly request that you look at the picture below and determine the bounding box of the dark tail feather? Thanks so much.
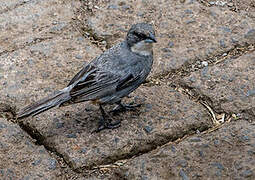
[17,90,71,119]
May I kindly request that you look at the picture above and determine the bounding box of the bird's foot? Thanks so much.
[92,118,121,133]
[110,103,142,115]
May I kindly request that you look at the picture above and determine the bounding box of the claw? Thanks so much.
[92,104,121,133]
[110,101,142,115]
[92,118,121,133]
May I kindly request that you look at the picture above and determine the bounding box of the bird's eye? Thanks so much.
[134,32,147,39]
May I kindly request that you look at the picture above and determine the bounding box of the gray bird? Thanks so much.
[17,23,157,132]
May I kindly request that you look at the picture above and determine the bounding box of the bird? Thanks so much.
[17,23,157,132]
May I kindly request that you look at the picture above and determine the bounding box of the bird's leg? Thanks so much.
[93,104,121,133]
[110,100,142,114]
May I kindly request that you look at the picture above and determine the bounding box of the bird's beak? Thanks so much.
[145,33,157,43]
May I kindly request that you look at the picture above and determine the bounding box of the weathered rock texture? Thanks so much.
[0,0,254,179]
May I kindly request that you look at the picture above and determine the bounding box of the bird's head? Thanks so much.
[126,23,156,56]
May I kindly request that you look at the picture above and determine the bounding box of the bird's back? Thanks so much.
[67,41,153,104]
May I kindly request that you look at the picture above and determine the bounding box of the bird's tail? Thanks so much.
[17,89,71,119]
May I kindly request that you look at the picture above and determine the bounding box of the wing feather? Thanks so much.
[68,64,119,101]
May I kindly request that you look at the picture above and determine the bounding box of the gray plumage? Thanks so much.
[17,23,156,131]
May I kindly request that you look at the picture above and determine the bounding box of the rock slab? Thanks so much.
[181,51,255,119]
[111,120,255,180]
[0,118,63,179]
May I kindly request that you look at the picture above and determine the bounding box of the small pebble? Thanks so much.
[220,27,231,33]
[247,88,255,97]
[75,55,83,59]
[211,162,224,170]
[171,145,176,153]
[227,2,234,7]
[0,123,7,129]
[48,158,57,170]
[240,135,250,142]
[22,176,30,180]
[240,170,253,178]
[214,140,220,145]
[201,61,208,67]
[52,21,58,25]
[137,11,144,17]
[184,9,193,14]
[66,133,77,138]
[114,137,120,144]
[161,48,171,53]
[201,66,209,76]
[244,29,255,39]
[247,150,255,156]
[27,59,34,66]
[234,161,243,170]
[168,42,174,48]
[199,150,204,157]
[186,20,196,24]
[79,148,87,154]
[176,160,188,167]
[179,169,189,180]
[200,144,209,148]
[145,104,152,111]
[219,39,226,48]
[144,126,153,133]
[56,122,64,129]
[122,5,130,10]
[189,76,196,82]
[32,159,41,166]
[108,4,118,9]
[77,36,84,42]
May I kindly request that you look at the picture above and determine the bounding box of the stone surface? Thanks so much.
[0,0,102,106]
[20,85,212,171]
[200,0,255,19]
[181,51,255,118]
[76,0,255,77]
[0,118,63,179]
[1,31,101,104]
[0,0,71,53]
[110,120,255,180]
[1,0,255,178]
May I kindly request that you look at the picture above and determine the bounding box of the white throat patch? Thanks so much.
[131,40,153,56]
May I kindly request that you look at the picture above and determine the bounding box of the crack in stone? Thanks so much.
[2,3,254,172]
[78,124,210,172]
[13,96,211,173]
[2,41,253,175]
[10,100,221,175]
[147,43,255,86]
[72,0,115,51]
[87,123,212,172]
[0,102,77,175]
[17,120,78,173]
[177,82,229,115]
[72,18,109,51]
[0,102,17,120]
[0,83,214,174]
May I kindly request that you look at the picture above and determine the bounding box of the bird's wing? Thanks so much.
[68,64,120,100]
[67,62,144,102]
[116,70,144,92]
[67,64,94,87]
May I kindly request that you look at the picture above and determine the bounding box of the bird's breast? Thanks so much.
[131,40,153,56]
